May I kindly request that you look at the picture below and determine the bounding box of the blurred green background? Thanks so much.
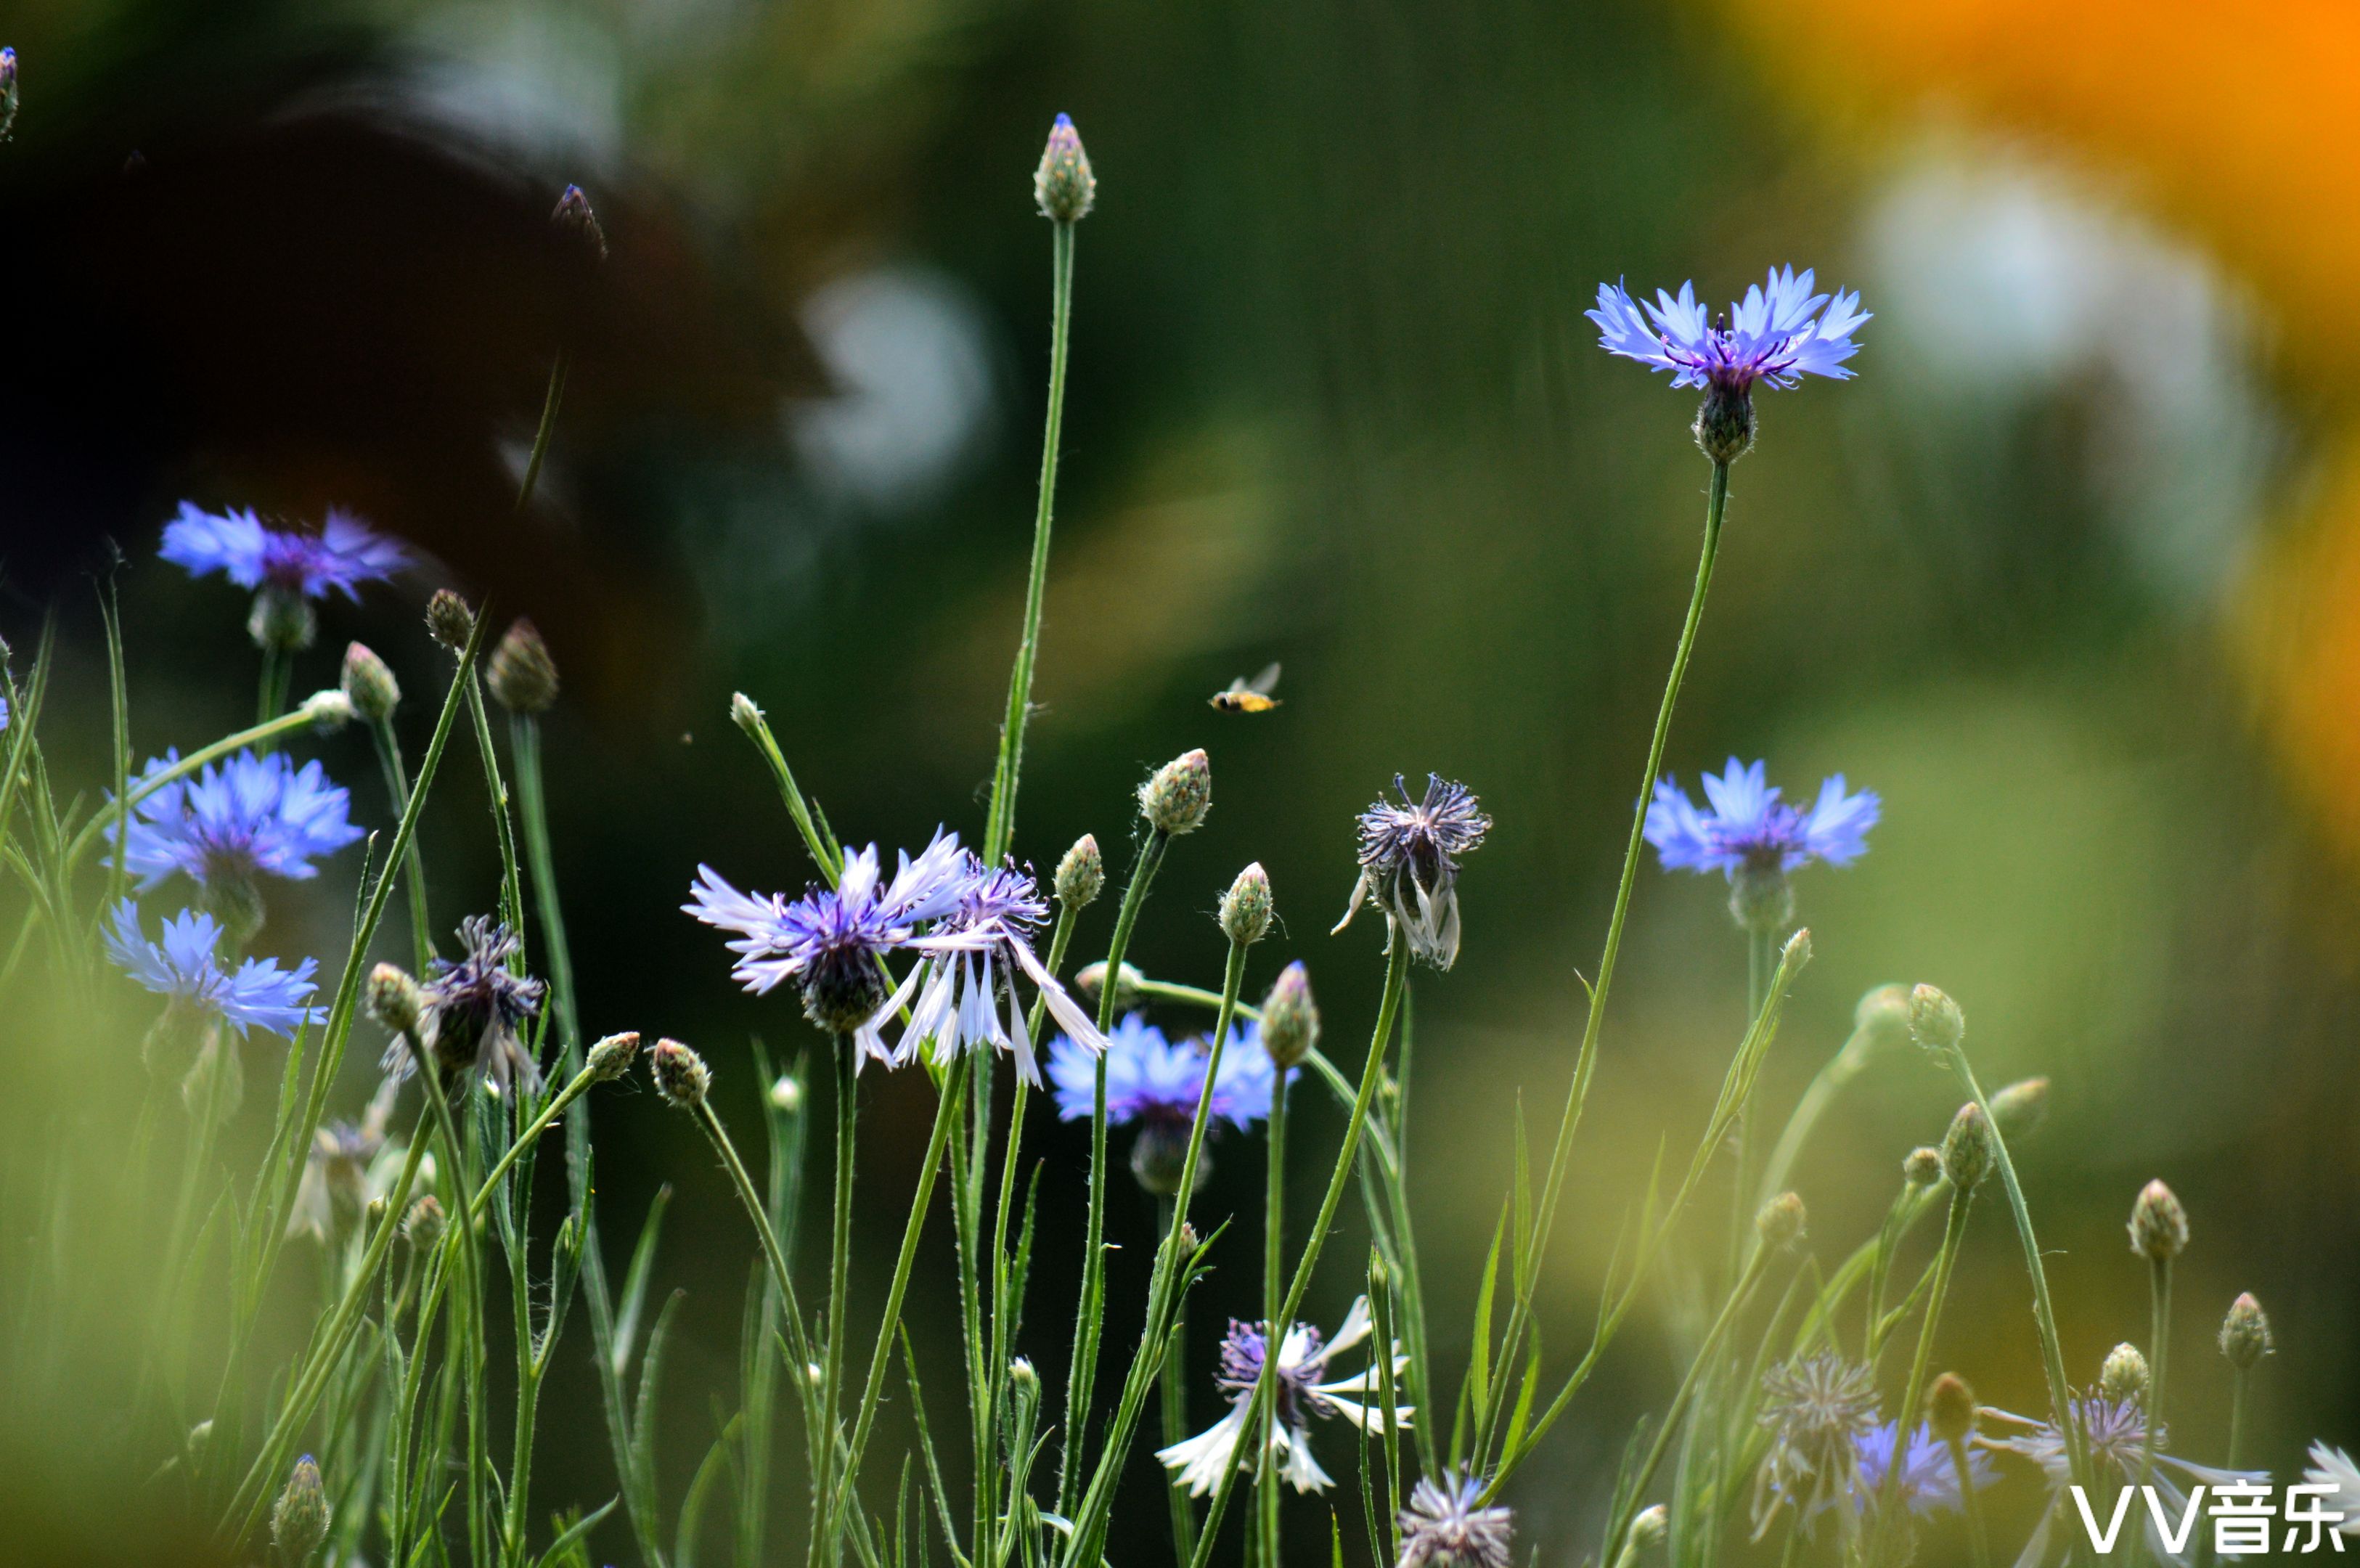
[4,0,2356,1563]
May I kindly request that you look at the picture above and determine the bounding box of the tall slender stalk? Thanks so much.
[1256,1059,1289,1566]
[1871,1185,1972,1558]
[369,715,436,971]
[813,1040,859,1567]
[1158,1191,1201,1568]
[1491,458,1730,1432]
[981,218,1077,867]
[2134,1254,2173,1567]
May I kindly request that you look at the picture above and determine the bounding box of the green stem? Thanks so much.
[2134,1255,2172,1566]
[1753,1017,1879,1217]
[1055,828,1169,1516]
[464,678,527,968]
[1257,1057,1289,1566]
[63,704,324,873]
[1175,937,1409,1568]
[1727,924,1774,1291]
[1158,1193,1201,1568]
[1872,1186,1972,1558]
[516,353,569,517]
[816,1040,858,1567]
[258,642,289,730]
[1496,457,1729,1432]
[369,715,437,972]
[981,219,1077,866]
[510,716,577,1058]
[1950,1433,1993,1568]
[1938,1044,2096,1506]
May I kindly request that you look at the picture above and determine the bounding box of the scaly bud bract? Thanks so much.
[425,589,475,652]
[1755,1191,1807,1249]
[1628,1505,1670,1554]
[342,641,401,722]
[731,692,763,735]
[1902,1146,1944,1188]
[1853,982,1914,1052]
[2130,1179,2189,1261]
[1220,862,1273,945]
[1034,113,1096,222]
[2099,1342,2150,1405]
[1073,960,1144,1008]
[1056,833,1104,910]
[1908,984,1966,1053]
[272,1454,331,1562]
[652,1038,711,1110]
[2218,1292,2273,1370]
[1139,748,1212,835]
[1989,1076,2051,1140]
[366,962,425,1036]
[401,1194,446,1249]
[299,688,356,731]
[487,617,559,713]
[587,1031,641,1082]
[1259,960,1319,1069]
[1939,1102,1993,1191]
[249,584,317,653]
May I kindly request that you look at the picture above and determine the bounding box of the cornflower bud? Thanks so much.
[552,183,609,261]
[1139,748,1212,835]
[1927,1372,1977,1443]
[652,1038,711,1109]
[1130,1122,1193,1196]
[1755,1191,1807,1249]
[2100,1342,2149,1405]
[1902,1146,1945,1188]
[731,692,764,735]
[587,1031,641,1082]
[367,963,425,1035]
[271,1454,331,1562]
[1259,961,1319,1069]
[1073,960,1144,1008]
[1220,862,1273,945]
[402,1194,446,1249]
[2218,1293,2273,1370]
[1989,1076,2051,1140]
[1853,982,1914,1052]
[1628,1504,1670,1554]
[1056,833,1103,910]
[1908,984,1965,1053]
[487,617,559,714]
[1694,380,1757,465]
[2130,1179,2189,1261]
[1781,926,1813,969]
[249,585,317,653]
[1939,1102,1992,1191]
[425,589,475,651]
[342,641,401,722]
[1008,1357,1040,1408]
[1033,114,1096,222]
[299,688,355,730]
[770,1075,802,1113]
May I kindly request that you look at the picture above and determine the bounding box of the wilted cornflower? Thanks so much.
[684,833,968,1061]
[1646,759,1877,932]
[289,1077,399,1242]
[1334,774,1490,969]
[1397,1471,1514,1568]
[383,917,547,1094]
[104,899,322,1039]
[1157,1296,1412,1495]
[1752,1352,1883,1537]
[1047,1014,1283,1193]
[118,748,362,935]
[162,502,409,649]
[880,853,1109,1085]
[1983,1394,2264,1567]
[1853,1421,1995,1519]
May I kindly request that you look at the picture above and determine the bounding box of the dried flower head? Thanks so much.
[1753,1352,1882,1536]
[1335,774,1490,969]
[398,918,547,1093]
[1396,1471,1513,1568]
[2130,1179,2189,1260]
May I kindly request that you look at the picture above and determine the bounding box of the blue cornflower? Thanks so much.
[161,502,409,601]
[1854,1421,1994,1519]
[104,899,322,1039]
[1048,1013,1283,1193]
[1334,775,1491,971]
[684,832,970,1063]
[883,853,1108,1085]
[120,748,364,895]
[1985,1395,2263,1568]
[1589,268,1867,394]
[1646,759,1878,932]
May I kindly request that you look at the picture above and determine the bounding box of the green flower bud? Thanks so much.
[342,641,401,722]
[1073,960,1143,1009]
[249,584,317,653]
[1729,863,1793,935]
[1927,1372,1977,1443]
[731,692,764,735]
[366,963,425,1036]
[587,1031,641,1082]
[1056,833,1104,910]
[271,1454,331,1563]
[770,1075,802,1114]
[1139,748,1212,836]
[401,1194,446,1250]
[1259,962,1319,1069]
[1129,1121,1194,1196]
[1988,1076,2051,1140]
[2218,1292,2273,1371]
[552,183,609,261]
[1908,984,1965,1053]
[1755,1191,1807,1249]
[1939,1102,1992,1191]
[1853,982,1914,1052]
[1219,862,1272,945]
[2099,1342,2149,1405]
[1628,1504,1670,1555]
[487,617,559,714]
[425,589,475,652]
[1902,1146,1945,1188]
[2129,1180,2189,1261]
[652,1038,711,1110]
[1033,114,1096,223]
[299,688,356,731]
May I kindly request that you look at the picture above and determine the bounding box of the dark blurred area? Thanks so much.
[5,0,2359,1564]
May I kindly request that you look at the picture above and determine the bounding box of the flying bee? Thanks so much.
[1209,662,1283,714]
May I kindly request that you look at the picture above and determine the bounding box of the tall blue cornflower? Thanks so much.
[1646,758,1878,932]
[1853,1421,1995,1519]
[119,748,363,938]
[683,832,969,1064]
[1589,266,1867,460]
[883,853,1108,1085]
[1334,775,1491,970]
[1048,1013,1282,1194]
[162,502,409,650]
[105,899,322,1039]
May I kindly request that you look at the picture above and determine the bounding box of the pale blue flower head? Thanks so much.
[1589,267,1867,395]
[1646,759,1877,931]
[161,502,409,601]
[105,899,322,1038]
[1048,1013,1283,1129]
[1853,1422,1994,1519]
[119,748,364,894]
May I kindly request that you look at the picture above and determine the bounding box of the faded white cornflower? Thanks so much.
[1752,1352,1882,1537]
[1157,1296,1412,1495]
[1982,1392,2264,1567]
[1397,1471,1514,1568]
[1334,774,1490,969]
